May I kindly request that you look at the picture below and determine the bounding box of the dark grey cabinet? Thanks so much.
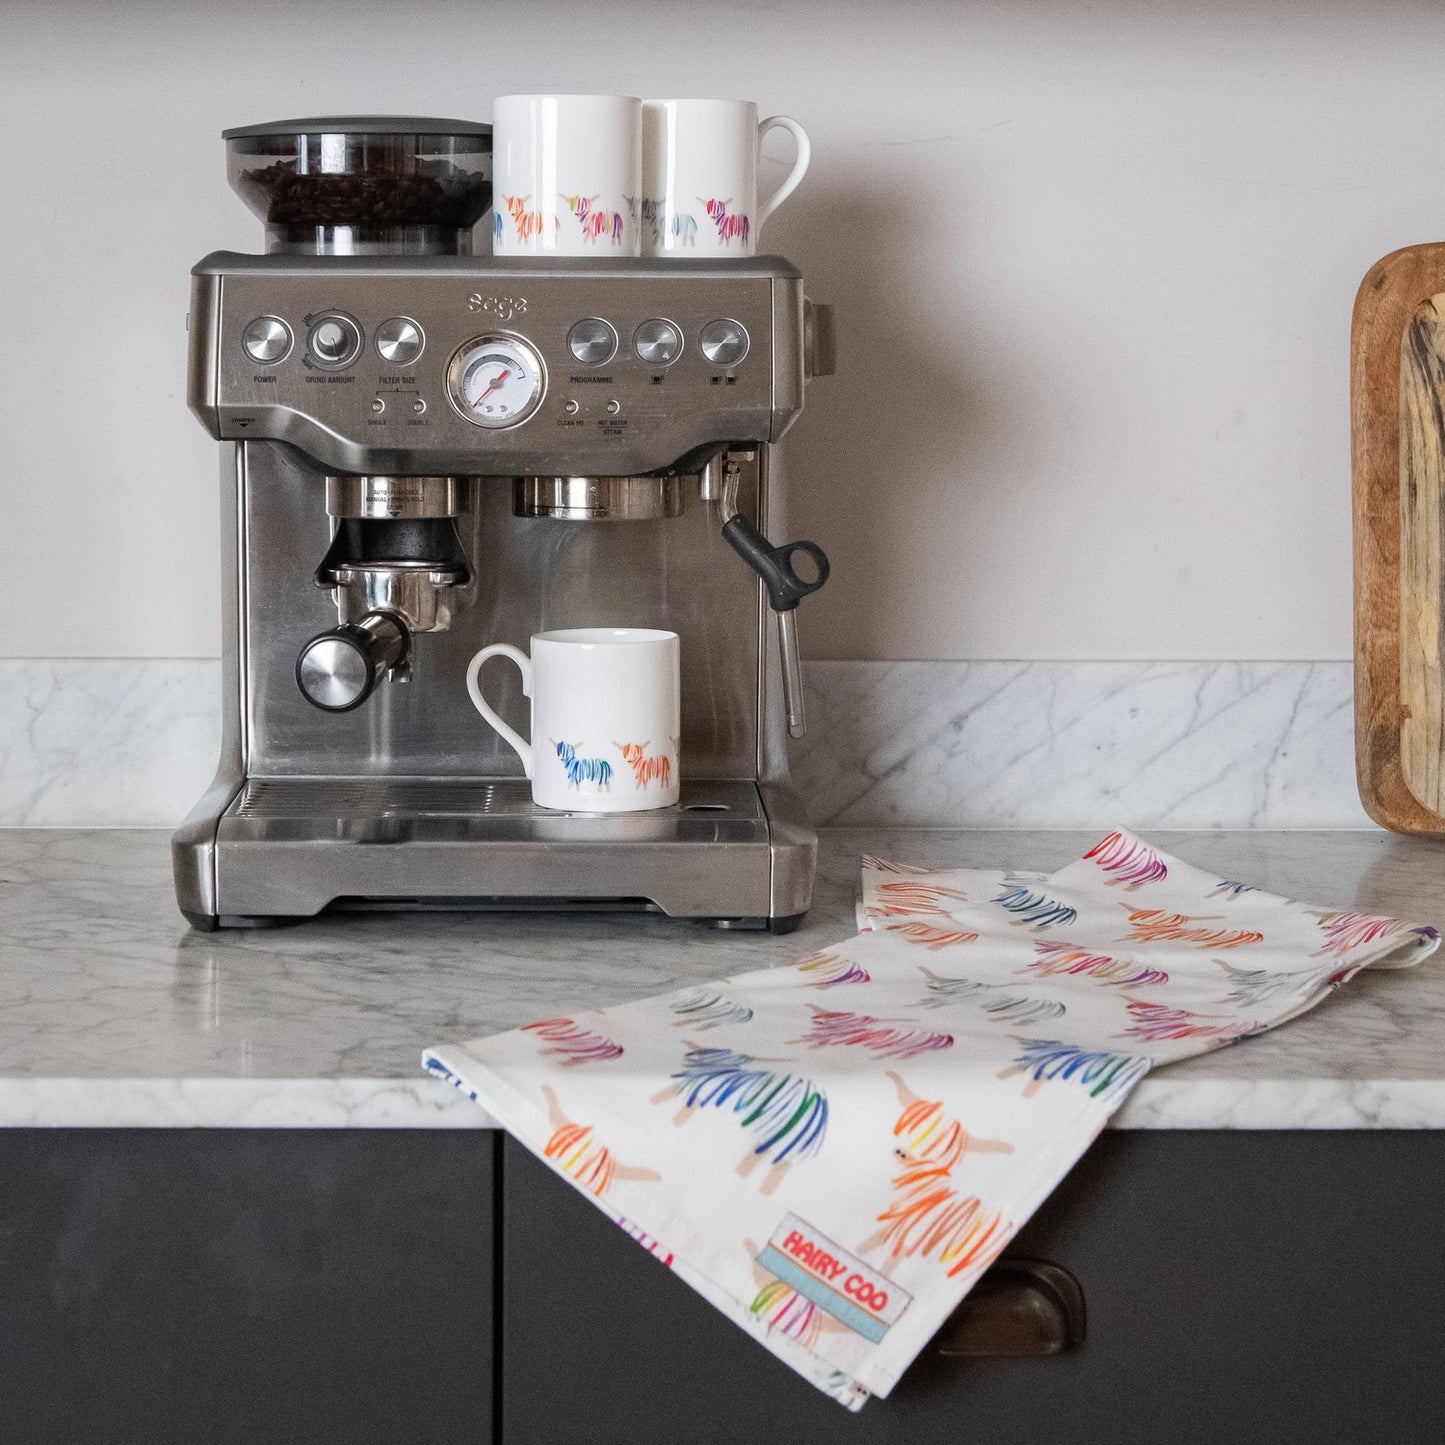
[6,1128,1443,1443]
[0,1131,498,1445]
[501,1131,1445,1444]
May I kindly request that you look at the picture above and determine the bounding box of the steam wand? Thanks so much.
[717,456,830,738]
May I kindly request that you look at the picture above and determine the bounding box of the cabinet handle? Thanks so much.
[934,1258,1086,1359]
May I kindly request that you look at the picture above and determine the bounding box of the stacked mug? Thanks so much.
[491,94,809,258]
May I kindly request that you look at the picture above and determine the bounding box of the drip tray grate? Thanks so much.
[227,777,763,823]
[233,778,535,819]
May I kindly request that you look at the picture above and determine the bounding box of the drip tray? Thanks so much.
[212,776,780,919]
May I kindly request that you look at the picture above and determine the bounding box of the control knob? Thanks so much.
[700,318,750,367]
[375,317,425,366]
[307,313,362,369]
[568,317,618,366]
[242,315,292,364]
[633,318,683,367]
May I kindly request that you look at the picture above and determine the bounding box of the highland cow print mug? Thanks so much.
[492,94,643,257]
[640,99,810,256]
[466,628,680,813]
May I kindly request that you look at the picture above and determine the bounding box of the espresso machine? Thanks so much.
[173,115,835,932]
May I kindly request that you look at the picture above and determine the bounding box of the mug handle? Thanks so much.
[466,644,535,778]
[756,114,811,226]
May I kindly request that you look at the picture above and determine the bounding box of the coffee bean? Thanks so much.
[236,160,492,229]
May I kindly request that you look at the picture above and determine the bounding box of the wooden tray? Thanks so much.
[1354,242,1445,831]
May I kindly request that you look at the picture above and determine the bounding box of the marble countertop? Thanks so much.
[3,827,1445,1130]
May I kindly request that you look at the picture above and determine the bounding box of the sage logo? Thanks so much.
[468,293,527,321]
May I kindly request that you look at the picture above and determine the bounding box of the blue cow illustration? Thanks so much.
[991,885,1078,929]
[638,199,700,249]
[554,740,612,791]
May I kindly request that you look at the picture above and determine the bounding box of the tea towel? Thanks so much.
[423,830,1439,1410]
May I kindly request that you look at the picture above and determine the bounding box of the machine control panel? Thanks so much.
[195,256,807,474]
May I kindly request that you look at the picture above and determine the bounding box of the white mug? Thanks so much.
[466,628,680,813]
[492,94,642,257]
[640,99,810,257]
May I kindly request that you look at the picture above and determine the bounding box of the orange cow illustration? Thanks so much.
[541,1084,660,1198]
[615,741,672,790]
[857,1071,1013,1279]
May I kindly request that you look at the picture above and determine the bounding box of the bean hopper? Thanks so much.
[174,115,835,930]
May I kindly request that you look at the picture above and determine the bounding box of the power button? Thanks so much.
[242,315,291,364]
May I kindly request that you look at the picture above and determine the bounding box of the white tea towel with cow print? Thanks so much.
[423,830,1439,1410]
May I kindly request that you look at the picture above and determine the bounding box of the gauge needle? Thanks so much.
[472,369,511,408]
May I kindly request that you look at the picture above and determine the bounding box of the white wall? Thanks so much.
[3,0,1439,661]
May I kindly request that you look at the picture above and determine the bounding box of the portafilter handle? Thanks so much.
[721,512,830,739]
[296,612,408,712]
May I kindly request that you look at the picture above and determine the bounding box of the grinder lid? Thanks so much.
[223,115,491,140]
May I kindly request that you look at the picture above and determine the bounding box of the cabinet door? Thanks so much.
[501,1131,1445,1445]
[0,1129,498,1445]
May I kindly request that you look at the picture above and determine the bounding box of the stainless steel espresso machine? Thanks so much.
[173,115,835,932]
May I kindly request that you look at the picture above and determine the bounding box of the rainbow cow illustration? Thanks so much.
[860,855,930,875]
[865,880,969,920]
[1119,908,1262,950]
[702,197,751,246]
[856,1072,1013,1280]
[504,194,559,243]
[794,951,872,988]
[553,739,612,791]
[652,1046,828,1196]
[664,986,753,1031]
[637,198,699,248]
[522,1017,625,1066]
[1025,940,1169,987]
[1083,831,1168,890]
[541,1085,661,1198]
[998,1039,1151,1102]
[791,1005,954,1061]
[917,968,1066,1024]
[884,921,979,950]
[1119,1000,1260,1046]
[1209,879,1258,900]
[562,193,626,244]
[615,741,671,790]
[1310,911,1438,957]
[745,1239,849,1348]
[1214,958,1320,1008]
[990,885,1078,930]
[619,1217,674,1268]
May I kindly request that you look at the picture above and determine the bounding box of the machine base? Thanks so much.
[174,777,816,929]
[182,906,799,933]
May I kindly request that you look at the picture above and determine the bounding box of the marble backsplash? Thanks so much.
[0,658,1371,829]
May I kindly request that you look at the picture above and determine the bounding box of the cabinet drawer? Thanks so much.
[501,1131,1445,1444]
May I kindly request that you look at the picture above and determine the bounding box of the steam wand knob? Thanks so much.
[721,508,830,740]
[295,612,409,712]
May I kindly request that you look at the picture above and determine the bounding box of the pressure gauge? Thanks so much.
[446,333,547,428]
